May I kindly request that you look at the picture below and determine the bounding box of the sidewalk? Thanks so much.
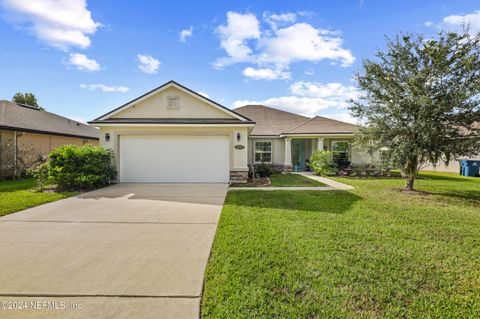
[229,173,354,191]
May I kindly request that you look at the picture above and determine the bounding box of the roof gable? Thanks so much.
[94,81,251,122]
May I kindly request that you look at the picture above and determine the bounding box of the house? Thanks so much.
[89,81,373,183]
[0,100,99,177]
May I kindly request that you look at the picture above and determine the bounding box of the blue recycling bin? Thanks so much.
[460,160,480,177]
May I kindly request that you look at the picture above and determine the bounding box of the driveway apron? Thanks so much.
[0,183,228,319]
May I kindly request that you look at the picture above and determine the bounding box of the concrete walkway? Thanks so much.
[0,183,228,319]
[230,186,335,190]
[230,173,354,191]
[296,172,355,190]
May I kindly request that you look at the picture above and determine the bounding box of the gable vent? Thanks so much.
[167,96,180,109]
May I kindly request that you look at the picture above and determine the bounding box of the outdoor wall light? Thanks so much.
[237,132,241,141]
[105,133,110,142]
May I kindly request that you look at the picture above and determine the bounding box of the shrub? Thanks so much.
[310,151,337,176]
[48,145,116,190]
[29,162,51,190]
[255,162,273,177]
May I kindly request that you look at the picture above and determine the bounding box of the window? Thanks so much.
[167,96,179,109]
[332,141,350,165]
[254,141,272,163]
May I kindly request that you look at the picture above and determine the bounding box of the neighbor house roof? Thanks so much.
[234,105,357,136]
[284,116,358,135]
[0,100,99,139]
[234,105,309,136]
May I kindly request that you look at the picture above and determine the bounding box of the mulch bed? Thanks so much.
[231,177,270,187]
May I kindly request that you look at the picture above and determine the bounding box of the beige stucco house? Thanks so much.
[0,100,99,178]
[90,81,374,183]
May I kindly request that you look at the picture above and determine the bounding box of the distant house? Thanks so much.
[422,124,480,174]
[0,100,99,178]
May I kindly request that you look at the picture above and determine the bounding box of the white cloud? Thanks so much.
[425,10,480,35]
[242,67,291,80]
[442,10,480,34]
[197,91,209,98]
[323,113,357,124]
[290,81,359,99]
[1,0,101,50]
[258,23,355,67]
[304,68,315,75]
[233,81,359,117]
[214,11,260,68]
[263,12,297,30]
[179,26,193,42]
[68,53,100,71]
[136,54,160,74]
[214,11,355,77]
[80,84,129,93]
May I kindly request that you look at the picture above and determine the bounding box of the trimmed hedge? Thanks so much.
[47,145,116,190]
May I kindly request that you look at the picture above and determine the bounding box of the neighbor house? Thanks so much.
[0,100,99,177]
[89,81,374,183]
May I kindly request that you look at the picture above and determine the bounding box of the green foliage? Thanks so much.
[0,178,76,217]
[12,92,42,109]
[350,30,480,190]
[28,162,51,190]
[48,145,116,190]
[255,162,273,177]
[310,151,336,176]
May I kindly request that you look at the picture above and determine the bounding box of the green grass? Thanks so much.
[202,172,480,318]
[0,178,77,217]
[269,173,326,187]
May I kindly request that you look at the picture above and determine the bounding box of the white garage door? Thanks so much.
[119,136,230,183]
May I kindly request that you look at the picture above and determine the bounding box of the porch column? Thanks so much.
[284,138,292,168]
[317,138,324,151]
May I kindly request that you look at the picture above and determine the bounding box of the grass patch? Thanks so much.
[202,172,480,318]
[0,178,77,217]
[269,173,326,187]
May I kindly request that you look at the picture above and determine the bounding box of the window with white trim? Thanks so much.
[254,141,272,163]
[167,96,180,109]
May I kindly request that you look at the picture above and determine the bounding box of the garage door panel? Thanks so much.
[120,136,229,183]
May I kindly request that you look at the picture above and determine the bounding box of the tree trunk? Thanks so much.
[405,174,415,191]
[402,158,418,191]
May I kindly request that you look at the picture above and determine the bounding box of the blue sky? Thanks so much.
[0,0,479,123]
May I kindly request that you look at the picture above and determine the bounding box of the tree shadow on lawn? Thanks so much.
[227,190,362,214]
[429,190,480,205]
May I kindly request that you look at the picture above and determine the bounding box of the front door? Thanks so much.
[291,139,305,171]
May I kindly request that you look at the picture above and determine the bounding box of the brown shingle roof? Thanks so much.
[0,100,99,139]
[234,105,358,136]
[284,116,358,135]
[234,105,309,136]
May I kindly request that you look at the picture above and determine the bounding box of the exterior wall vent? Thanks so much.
[167,96,180,109]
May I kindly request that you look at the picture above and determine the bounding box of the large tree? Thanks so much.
[350,30,480,191]
[12,92,42,109]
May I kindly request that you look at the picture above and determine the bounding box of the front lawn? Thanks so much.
[202,172,480,318]
[0,179,77,217]
[269,173,325,187]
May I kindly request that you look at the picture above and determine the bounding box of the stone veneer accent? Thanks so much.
[230,170,248,183]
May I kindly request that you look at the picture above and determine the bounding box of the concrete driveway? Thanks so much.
[0,183,228,319]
